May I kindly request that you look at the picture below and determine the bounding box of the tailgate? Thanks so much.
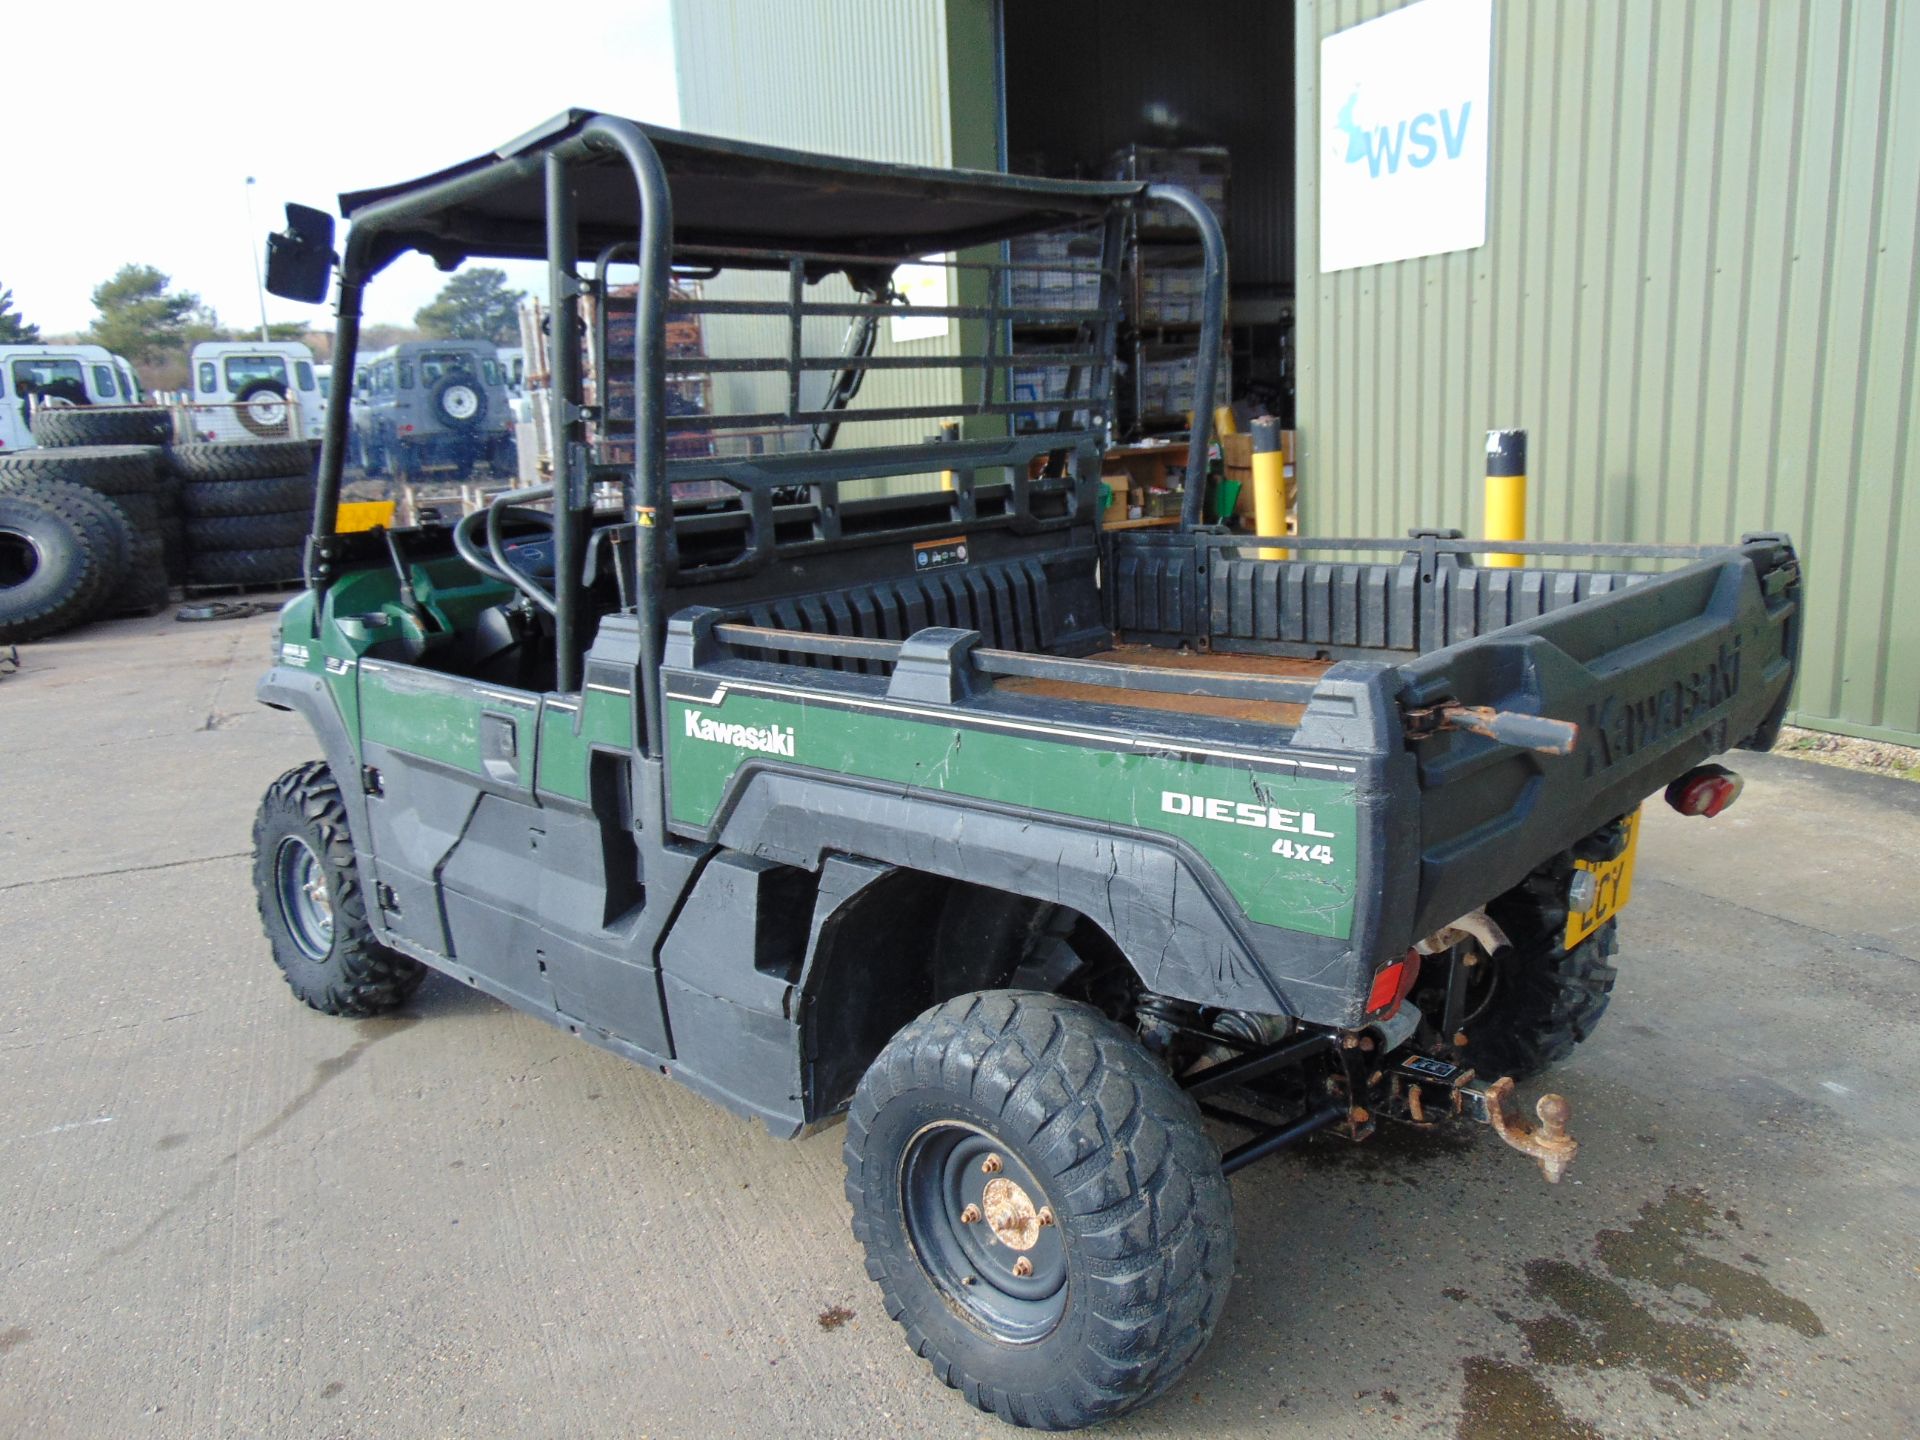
[1396,538,1800,938]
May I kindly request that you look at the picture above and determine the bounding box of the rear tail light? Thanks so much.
[1665,763,1743,818]
[1366,951,1422,1019]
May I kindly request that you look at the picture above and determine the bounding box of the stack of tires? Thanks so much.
[0,407,176,642]
[170,439,318,590]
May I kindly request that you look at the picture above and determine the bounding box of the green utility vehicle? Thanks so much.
[253,112,1800,1431]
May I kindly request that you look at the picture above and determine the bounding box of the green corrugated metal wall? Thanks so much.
[1296,0,1920,745]
[668,0,998,476]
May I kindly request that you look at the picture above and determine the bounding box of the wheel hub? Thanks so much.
[981,1176,1041,1252]
[275,836,335,959]
[900,1123,1068,1342]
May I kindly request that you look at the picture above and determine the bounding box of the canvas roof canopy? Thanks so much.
[338,110,1145,272]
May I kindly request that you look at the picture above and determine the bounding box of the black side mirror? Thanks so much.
[265,203,337,303]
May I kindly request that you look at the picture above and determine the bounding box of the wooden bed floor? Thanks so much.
[992,645,1332,727]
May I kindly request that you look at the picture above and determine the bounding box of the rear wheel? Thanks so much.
[1450,921,1619,1083]
[252,761,424,1016]
[846,991,1234,1430]
[1437,823,1631,1082]
[235,380,292,438]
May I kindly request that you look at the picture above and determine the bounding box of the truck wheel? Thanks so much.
[167,440,320,484]
[186,511,310,551]
[235,380,292,438]
[180,473,314,518]
[30,406,172,448]
[846,991,1234,1430]
[431,372,487,429]
[185,545,304,587]
[1454,920,1619,1082]
[0,444,163,494]
[0,487,112,642]
[252,762,424,1017]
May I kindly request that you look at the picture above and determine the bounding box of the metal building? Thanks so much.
[671,0,1920,745]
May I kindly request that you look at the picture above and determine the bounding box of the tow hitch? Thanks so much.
[1388,1055,1580,1183]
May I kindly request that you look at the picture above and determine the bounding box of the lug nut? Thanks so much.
[980,1154,1002,1175]
[1036,1206,1055,1228]
[960,1204,982,1225]
[1012,1256,1034,1278]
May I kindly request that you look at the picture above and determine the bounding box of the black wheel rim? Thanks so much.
[274,836,334,960]
[900,1122,1068,1342]
[0,528,42,589]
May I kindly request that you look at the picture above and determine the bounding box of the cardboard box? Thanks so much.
[1100,472,1131,525]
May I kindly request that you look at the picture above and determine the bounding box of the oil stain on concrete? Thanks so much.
[1459,1185,1825,1435]
[91,1015,421,1269]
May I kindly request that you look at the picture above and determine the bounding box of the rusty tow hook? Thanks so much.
[1482,1077,1578,1183]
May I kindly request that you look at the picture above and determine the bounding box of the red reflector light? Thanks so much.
[400,424,414,434]
[1366,951,1422,1018]
[1665,763,1743,818]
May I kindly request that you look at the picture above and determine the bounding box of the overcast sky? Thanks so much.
[4,2,680,337]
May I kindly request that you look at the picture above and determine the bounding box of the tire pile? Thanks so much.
[171,439,319,590]
[0,406,317,645]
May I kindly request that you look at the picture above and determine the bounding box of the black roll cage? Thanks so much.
[304,110,1227,743]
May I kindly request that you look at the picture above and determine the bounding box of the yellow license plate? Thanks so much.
[1565,808,1641,947]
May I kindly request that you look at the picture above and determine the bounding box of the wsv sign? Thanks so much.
[1335,91,1474,177]
[1317,0,1492,273]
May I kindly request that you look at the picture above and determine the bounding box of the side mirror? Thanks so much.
[264,203,337,303]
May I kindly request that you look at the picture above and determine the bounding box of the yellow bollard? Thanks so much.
[1213,404,1239,439]
[1485,428,1527,568]
[1251,417,1290,561]
[938,419,960,492]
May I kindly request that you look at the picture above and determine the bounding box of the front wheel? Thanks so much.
[252,761,424,1016]
[846,991,1234,1430]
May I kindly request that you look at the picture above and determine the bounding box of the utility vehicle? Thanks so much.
[351,338,515,481]
[251,111,1800,1431]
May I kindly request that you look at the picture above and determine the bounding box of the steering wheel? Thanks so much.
[452,484,559,615]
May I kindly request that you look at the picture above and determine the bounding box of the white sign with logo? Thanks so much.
[890,259,951,343]
[1318,0,1492,273]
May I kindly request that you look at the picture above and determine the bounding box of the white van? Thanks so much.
[0,344,142,451]
[188,340,325,442]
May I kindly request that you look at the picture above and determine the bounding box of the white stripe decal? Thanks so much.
[663,677,1357,774]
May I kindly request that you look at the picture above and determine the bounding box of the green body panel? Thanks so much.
[278,565,634,803]
[287,562,1357,937]
[537,690,636,802]
[666,686,1359,940]
[358,664,538,774]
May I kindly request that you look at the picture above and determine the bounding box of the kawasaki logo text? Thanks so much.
[1584,638,1741,777]
[682,709,796,757]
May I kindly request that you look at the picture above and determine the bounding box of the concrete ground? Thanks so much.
[1,605,1915,1440]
